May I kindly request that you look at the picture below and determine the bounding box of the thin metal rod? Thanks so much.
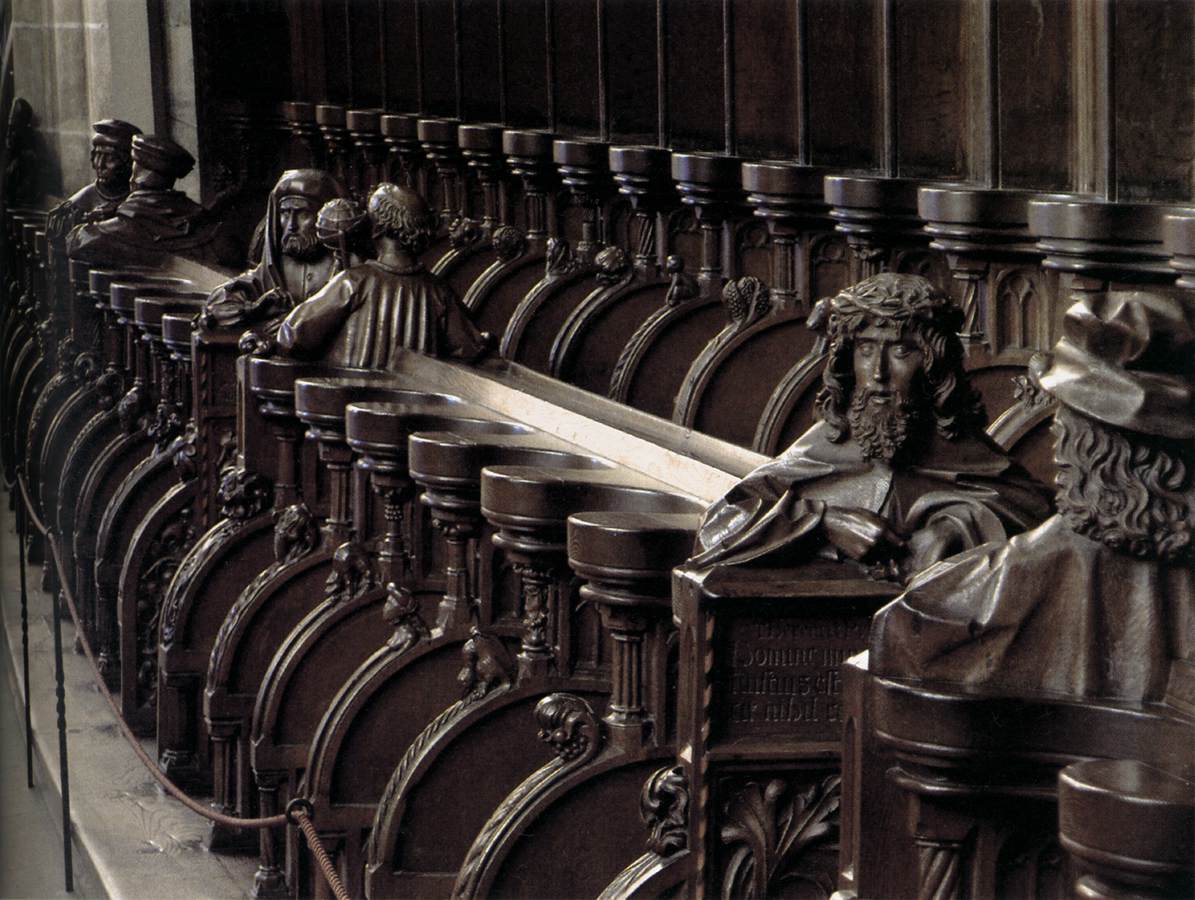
[17,484,32,788]
[50,579,74,891]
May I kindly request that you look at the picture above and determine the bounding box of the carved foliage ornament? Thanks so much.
[534,693,601,763]
[722,275,772,328]
[719,775,841,900]
[217,465,273,522]
[642,765,690,856]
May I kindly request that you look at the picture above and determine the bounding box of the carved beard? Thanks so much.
[847,388,931,464]
[281,229,323,260]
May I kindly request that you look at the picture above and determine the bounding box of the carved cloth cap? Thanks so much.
[1032,291,1195,439]
[809,272,964,335]
[271,168,345,210]
[131,134,195,179]
[92,119,141,150]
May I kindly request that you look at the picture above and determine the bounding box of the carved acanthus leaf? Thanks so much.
[546,236,584,279]
[719,775,841,900]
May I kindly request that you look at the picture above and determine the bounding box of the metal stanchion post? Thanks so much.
[50,579,74,892]
[17,483,33,788]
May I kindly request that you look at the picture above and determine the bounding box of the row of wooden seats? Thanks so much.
[3,103,1192,899]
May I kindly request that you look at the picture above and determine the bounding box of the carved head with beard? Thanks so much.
[271,169,343,261]
[814,273,984,466]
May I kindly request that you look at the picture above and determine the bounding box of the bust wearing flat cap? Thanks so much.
[66,134,235,268]
[872,291,1195,705]
[46,118,141,242]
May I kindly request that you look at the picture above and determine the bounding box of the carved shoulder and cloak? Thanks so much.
[691,421,1052,570]
[66,188,233,267]
[277,259,487,367]
[870,515,1195,705]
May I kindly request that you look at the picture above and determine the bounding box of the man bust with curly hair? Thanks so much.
[278,183,486,367]
[692,272,1051,576]
[871,291,1195,704]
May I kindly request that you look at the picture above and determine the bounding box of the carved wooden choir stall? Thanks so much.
[2,1,1192,898]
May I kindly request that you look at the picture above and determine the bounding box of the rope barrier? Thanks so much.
[13,472,351,900]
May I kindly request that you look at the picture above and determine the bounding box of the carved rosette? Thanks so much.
[382,581,429,652]
[642,765,690,856]
[93,367,123,408]
[719,775,841,899]
[324,540,373,604]
[491,225,527,263]
[534,693,602,763]
[217,466,273,523]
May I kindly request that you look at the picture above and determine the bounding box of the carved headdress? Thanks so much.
[1032,291,1195,439]
[259,168,345,274]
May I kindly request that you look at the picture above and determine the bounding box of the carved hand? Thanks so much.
[822,507,906,562]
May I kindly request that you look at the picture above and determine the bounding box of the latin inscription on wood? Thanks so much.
[715,601,875,742]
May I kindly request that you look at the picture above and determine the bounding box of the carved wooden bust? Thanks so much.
[65,134,234,268]
[277,182,487,367]
[45,118,141,242]
[872,291,1195,705]
[691,273,1051,576]
[202,168,346,330]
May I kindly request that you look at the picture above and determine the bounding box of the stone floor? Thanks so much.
[0,489,258,899]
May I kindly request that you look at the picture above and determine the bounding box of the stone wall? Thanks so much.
[11,0,199,200]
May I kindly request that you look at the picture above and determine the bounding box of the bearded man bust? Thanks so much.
[691,272,1051,577]
[202,169,347,331]
[872,291,1195,705]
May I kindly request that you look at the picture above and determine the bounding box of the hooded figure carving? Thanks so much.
[203,169,346,330]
